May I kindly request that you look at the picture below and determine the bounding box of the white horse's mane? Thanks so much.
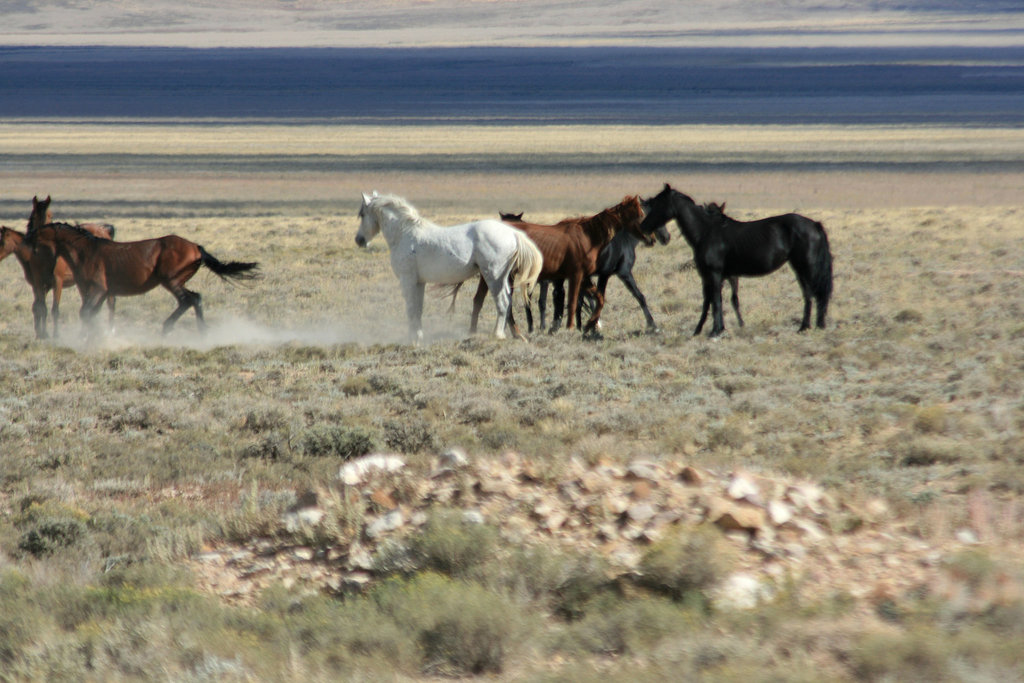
[368,193,429,234]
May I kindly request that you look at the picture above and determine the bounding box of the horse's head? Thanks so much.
[355,192,380,247]
[499,211,523,222]
[0,226,18,260]
[28,195,52,232]
[614,195,666,246]
[703,202,727,222]
[640,183,696,238]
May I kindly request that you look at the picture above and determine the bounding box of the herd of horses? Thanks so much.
[355,184,833,342]
[1,196,259,339]
[2,184,834,344]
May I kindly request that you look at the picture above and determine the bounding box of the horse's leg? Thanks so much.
[161,288,201,335]
[507,283,527,341]
[537,281,549,331]
[705,273,727,337]
[106,296,116,334]
[617,271,658,332]
[524,288,535,334]
[694,297,710,336]
[79,289,107,340]
[583,275,609,336]
[190,289,206,333]
[402,280,426,344]
[565,274,582,331]
[32,286,49,339]
[51,280,62,339]
[728,276,744,327]
[797,277,814,332]
[576,278,598,331]
[550,281,566,332]
[483,274,512,340]
[469,277,488,334]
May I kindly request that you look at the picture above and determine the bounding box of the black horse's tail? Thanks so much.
[811,221,833,310]
[199,246,260,283]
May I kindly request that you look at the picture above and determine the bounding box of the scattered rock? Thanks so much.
[365,509,404,539]
[440,447,469,468]
[339,454,405,486]
[188,449,986,616]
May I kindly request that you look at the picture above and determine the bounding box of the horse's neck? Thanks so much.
[580,214,616,249]
[6,231,32,264]
[675,204,710,248]
[382,212,434,250]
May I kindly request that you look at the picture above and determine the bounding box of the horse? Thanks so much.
[498,211,585,333]
[499,208,671,337]
[639,184,833,337]
[469,196,649,335]
[580,203,670,337]
[4,196,117,338]
[355,192,542,343]
[28,223,259,337]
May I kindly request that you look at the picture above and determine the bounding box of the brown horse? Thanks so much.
[1,196,117,338]
[470,196,647,334]
[29,223,259,336]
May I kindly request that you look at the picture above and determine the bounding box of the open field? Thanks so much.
[2,123,1024,679]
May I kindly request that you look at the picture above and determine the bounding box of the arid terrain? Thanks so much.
[2,0,1024,676]
[1,119,1023,679]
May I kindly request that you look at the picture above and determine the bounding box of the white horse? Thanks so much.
[355,192,543,343]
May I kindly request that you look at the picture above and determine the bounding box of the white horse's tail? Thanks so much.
[510,229,543,306]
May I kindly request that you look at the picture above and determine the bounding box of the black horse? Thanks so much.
[580,208,670,337]
[640,184,832,337]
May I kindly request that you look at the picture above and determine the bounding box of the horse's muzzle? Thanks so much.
[355,235,366,248]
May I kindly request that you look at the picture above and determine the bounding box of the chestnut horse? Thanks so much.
[470,196,648,334]
[29,223,259,336]
[1,196,116,338]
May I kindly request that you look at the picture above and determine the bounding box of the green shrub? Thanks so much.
[556,593,695,657]
[383,418,437,454]
[298,424,375,459]
[639,525,731,602]
[852,628,953,682]
[411,510,497,577]
[18,518,88,557]
[373,572,525,676]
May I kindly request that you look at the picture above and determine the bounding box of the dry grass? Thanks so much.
[1,123,1023,679]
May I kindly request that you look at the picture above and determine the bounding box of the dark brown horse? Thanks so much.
[29,223,259,336]
[2,196,117,338]
[470,196,648,334]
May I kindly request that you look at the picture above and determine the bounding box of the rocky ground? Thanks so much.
[187,448,1002,620]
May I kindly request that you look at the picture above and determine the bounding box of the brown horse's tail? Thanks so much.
[199,246,260,283]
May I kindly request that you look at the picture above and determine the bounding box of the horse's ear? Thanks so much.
[361,192,372,205]
[663,183,672,192]
[720,202,726,211]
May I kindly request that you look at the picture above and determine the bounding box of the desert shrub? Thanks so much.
[18,517,88,557]
[898,436,966,467]
[383,418,437,454]
[240,433,288,460]
[555,593,695,657]
[639,525,731,602]
[410,510,498,577]
[241,407,288,434]
[372,572,526,676]
[256,589,416,674]
[478,545,611,618]
[298,424,375,459]
[339,374,372,396]
[851,628,953,682]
